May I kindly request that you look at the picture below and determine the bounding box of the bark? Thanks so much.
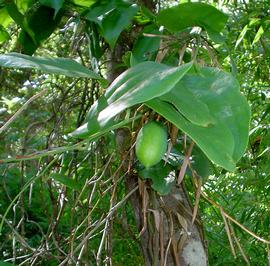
[126,175,208,266]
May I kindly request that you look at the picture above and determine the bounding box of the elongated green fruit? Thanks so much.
[135,121,168,168]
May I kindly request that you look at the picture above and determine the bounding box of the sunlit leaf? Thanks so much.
[252,25,264,46]
[157,3,228,34]
[0,25,10,42]
[87,61,193,134]
[0,52,103,79]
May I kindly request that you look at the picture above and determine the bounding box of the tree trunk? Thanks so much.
[126,174,208,266]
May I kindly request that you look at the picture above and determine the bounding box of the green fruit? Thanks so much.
[135,121,168,168]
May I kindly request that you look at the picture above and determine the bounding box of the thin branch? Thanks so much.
[201,191,270,244]
[0,88,48,134]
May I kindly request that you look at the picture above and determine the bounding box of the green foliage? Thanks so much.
[83,0,139,48]
[157,2,228,34]
[0,52,102,79]
[17,4,64,55]
[85,62,192,135]
[147,66,250,171]
[0,0,269,264]
[138,161,174,195]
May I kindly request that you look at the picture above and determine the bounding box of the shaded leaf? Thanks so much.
[138,161,174,195]
[17,5,63,55]
[40,0,65,17]
[131,24,161,65]
[5,0,36,42]
[0,52,103,79]
[0,262,14,266]
[191,146,214,178]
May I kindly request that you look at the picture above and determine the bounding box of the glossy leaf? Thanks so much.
[84,0,138,48]
[157,3,228,34]
[146,66,250,171]
[87,61,193,134]
[0,52,103,79]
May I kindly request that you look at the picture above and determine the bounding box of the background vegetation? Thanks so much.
[0,0,269,265]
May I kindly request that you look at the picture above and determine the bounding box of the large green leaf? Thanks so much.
[86,61,193,134]
[146,67,250,171]
[84,0,138,48]
[0,52,103,79]
[157,3,228,34]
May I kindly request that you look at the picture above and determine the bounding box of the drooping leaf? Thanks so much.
[138,161,175,195]
[252,25,264,46]
[100,3,138,48]
[146,99,235,171]
[0,52,103,79]
[235,24,249,49]
[86,61,193,134]
[40,0,65,17]
[84,0,139,48]
[146,66,250,171]
[157,3,228,34]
